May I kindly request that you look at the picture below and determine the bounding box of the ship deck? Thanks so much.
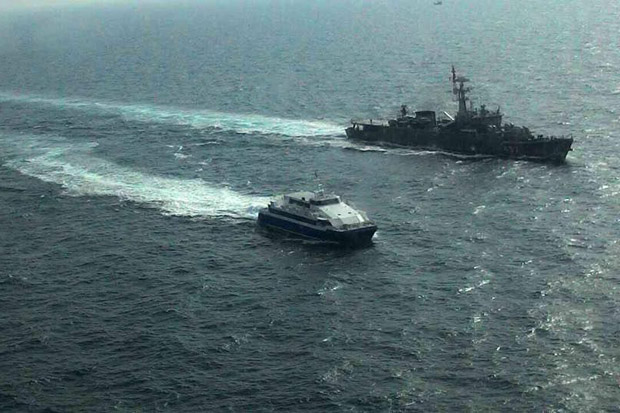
[350,119,390,126]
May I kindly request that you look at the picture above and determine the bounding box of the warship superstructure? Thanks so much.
[346,67,573,162]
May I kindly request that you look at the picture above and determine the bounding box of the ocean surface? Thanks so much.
[1,0,619,411]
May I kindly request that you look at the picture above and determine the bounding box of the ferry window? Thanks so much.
[311,198,339,206]
[291,199,309,207]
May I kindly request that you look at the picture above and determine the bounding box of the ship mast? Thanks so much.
[451,66,471,121]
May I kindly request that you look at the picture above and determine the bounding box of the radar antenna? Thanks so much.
[314,170,324,195]
[451,66,471,118]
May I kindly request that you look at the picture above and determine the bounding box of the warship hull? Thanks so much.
[345,125,573,163]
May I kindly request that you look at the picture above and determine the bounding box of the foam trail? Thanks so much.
[0,135,268,218]
[0,92,344,137]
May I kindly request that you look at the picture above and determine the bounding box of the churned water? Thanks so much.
[1,0,619,411]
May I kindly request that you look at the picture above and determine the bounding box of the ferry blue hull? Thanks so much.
[257,209,376,246]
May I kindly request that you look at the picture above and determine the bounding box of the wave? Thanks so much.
[0,134,268,218]
[0,92,344,138]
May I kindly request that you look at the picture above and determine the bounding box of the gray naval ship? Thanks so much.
[257,191,377,246]
[346,67,573,162]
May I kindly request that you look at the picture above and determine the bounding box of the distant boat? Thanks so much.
[434,1,443,5]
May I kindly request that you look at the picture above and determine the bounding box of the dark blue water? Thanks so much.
[1,0,619,411]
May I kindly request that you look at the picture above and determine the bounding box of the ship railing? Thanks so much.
[350,119,390,126]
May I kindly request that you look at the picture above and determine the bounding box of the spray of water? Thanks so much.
[0,134,268,218]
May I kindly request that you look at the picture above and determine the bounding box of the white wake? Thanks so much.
[0,134,268,218]
[0,92,344,138]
